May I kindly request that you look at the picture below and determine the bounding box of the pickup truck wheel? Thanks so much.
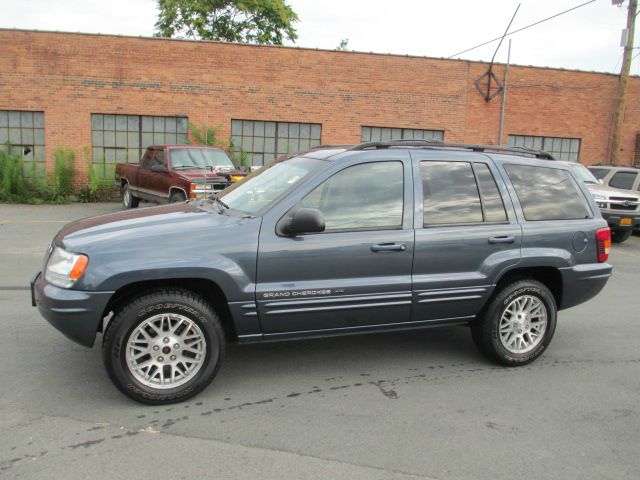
[102,289,225,405]
[611,228,632,244]
[169,191,186,203]
[122,184,139,209]
[471,279,556,366]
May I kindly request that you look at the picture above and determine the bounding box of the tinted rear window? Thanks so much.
[504,164,590,221]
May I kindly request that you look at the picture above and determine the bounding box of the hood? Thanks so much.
[584,183,640,199]
[174,168,245,181]
[55,202,251,252]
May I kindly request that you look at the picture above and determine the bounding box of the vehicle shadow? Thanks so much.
[215,325,484,390]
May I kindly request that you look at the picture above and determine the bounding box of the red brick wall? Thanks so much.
[1,29,638,186]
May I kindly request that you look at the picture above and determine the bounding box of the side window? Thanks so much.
[299,161,404,231]
[587,168,609,180]
[153,150,166,167]
[474,163,508,222]
[609,171,637,190]
[504,164,590,221]
[421,161,483,226]
[141,149,153,169]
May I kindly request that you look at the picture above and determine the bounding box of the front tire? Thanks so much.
[611,228,632,244]
[102,289,225,404]
[471,279,556,366]
[122,184,139,209]
[169,191,187,203]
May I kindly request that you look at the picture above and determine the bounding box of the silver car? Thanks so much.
[568,163,639,243]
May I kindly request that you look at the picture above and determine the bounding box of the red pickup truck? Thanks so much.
[115,145,246,208]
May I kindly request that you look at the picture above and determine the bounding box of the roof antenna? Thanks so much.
[475,4,520,102]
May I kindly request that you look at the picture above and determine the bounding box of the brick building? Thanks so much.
[1,29,639,186]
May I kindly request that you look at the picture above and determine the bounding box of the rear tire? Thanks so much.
[611,228,632,244]
[102,289,225,405]
[471,279,556,366]
[122,184,139,209]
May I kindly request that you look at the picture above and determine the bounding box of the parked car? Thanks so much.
[32,140,612,404]
[564,163,639,243]
[588,165,640,233]
[115,145,246,208]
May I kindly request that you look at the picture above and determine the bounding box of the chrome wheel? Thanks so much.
[499,295,548,354]
[125,314,206,389]
[123,186,131,208]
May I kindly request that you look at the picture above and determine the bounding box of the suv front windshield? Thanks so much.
[213,156,325,214]
[569,163,599,184]
[171,148,235,170]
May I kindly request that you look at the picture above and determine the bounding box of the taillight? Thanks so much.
[595,227,611,263]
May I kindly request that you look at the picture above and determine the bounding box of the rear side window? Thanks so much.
[474,163,508,222]
[609,171,638,190]
[420,161,507,226]
[504,164,590,221]
[587,167,610,180]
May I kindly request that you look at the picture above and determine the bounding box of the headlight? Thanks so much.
[591,194,607,201]
[45,247,89,288]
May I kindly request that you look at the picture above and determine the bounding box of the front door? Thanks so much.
[256,153,415,336]
[138,149,169,201]
[410,153,522,323]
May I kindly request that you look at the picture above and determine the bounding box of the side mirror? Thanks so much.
[280,208,325,236]
[151,164,168,173]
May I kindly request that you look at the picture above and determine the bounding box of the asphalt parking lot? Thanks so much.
[1,202,639,480]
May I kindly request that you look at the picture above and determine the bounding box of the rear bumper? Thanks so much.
[558,263,612,310]
[31,272,114,347]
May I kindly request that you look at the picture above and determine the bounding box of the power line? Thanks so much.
[448,0,597,59]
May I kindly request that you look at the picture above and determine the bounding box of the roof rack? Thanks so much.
[350,139,555,160]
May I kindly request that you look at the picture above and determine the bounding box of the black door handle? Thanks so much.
[371,243,407,252]
[488,235,515,244]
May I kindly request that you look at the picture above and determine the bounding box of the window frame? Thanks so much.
[91,113,188,171]
[507,134,581,162]
[280,160,406,235]
[231,119,322,167]
[418,160,509,228]
[0,109,46,177]
[361,126,444,143]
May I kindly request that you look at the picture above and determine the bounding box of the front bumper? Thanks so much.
[31,272,114,347]
[600,211,640,230]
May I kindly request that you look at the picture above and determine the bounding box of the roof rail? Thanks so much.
[350,139,555,160]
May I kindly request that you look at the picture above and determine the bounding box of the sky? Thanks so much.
[0,0,637,74]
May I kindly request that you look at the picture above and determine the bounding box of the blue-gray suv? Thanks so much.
[32,141,613,404]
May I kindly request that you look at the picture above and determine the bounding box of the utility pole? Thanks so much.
[610,0,637,165]
[498,39,512,145]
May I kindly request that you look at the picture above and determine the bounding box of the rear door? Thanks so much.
[410,152,522,323]
[256,151,415,336]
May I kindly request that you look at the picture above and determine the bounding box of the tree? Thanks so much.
[188,122,226,147]
[155,0,299,45]
[335,38,349,51]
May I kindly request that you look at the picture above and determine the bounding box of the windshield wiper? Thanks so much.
[211,193,229,212]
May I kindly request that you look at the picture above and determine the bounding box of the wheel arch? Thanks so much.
[101,278,237,342]
[169,186,188,200]
[493,266,563,308]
